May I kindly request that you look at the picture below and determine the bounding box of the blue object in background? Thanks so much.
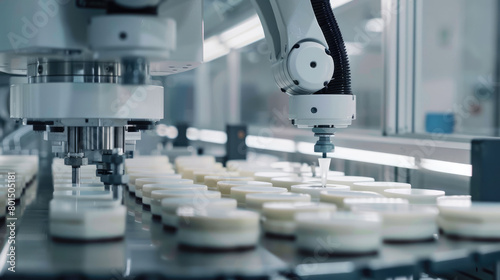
[425,113,455,134]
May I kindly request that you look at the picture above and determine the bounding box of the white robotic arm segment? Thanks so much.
[251,0,329,63]
[88,15,177,61]
[251,0,334,94]
[251,0,356,155]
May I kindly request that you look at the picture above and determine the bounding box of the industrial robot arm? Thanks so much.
[1,0,203,184]
[251,0,356,157]
[1,0,354,185]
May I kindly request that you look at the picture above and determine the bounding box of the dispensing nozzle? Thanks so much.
[318,157,331,188]
[313,126,335,156]
[312,126,334,187]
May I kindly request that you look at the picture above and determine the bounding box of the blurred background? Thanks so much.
[2,1,500,279]
[1,0,499,194]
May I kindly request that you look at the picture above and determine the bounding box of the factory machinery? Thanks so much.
[3,0,355,186]
[0,0,499,279]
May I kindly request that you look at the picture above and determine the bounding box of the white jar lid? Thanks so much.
[127,167,175,174]
[126,158,172,165]
[53,190,113,200]
[161,197,237,215]
[320,190,382,208]
[180,166,224,173]
[126,160,172,166]
[53,162,94,169]
[246,192,311,210]
[351,204,438,241]
[263,202,336,221]
[237,167,284,177]
[343,198,408,210]
[49,199,126,240]
[253,172,295,182]
[126,162,172,170]
[53,172,99,179]
[295,211,382,232]
[301,171,345,178]
[129,173,181,185]
[384,189,445,204]
[175,155,215,167]
[50,197,121,211]
[176,161,219,173]
[177,208,259,230]
[181,167,226,179]
[217,180,272,195]
[271,177,319,190]
[193,171,239,183]
[230,186,287,204]
[204,176,254,189]
[151,189,220,200]
[53,171,98,178]
[177,162,223,174]
[291,184,350,200]
[352,203,438,220]
[226,158,273,168]
[54,166,95,172]
[437,195,471,205]
[438,201,500,222]
[53,183,105,191]
[143,184,207,198]
[53,175,99,181]
[53,178,103,185]
[135,178,192,189]
[351,181,411,195]
[228,162,269,171]
[126,157,171,164]
[127,155,169,163]
[325,176,375,187]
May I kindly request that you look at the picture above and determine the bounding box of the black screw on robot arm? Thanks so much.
[310,0,352,95]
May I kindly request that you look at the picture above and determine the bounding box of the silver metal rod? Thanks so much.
[68,127,79,153]
[122,57,148,85]
[102,127,114,150]
[113,127,125,152]
[72,167,80,185]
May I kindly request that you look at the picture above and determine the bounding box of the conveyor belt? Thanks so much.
[1,158,500,279]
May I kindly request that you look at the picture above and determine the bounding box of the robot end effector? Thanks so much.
[252,0,356,156]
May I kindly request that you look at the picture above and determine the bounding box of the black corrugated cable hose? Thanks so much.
[310,0,352,95]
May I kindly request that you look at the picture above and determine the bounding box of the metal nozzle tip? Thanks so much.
[322,152,327,158]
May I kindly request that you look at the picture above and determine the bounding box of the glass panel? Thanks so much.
[163,0,384,132]
[414,0,498,136]
[338,0,384,130]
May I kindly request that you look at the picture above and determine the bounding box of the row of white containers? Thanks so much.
[0,155,38,218]
[117,155,499,254]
